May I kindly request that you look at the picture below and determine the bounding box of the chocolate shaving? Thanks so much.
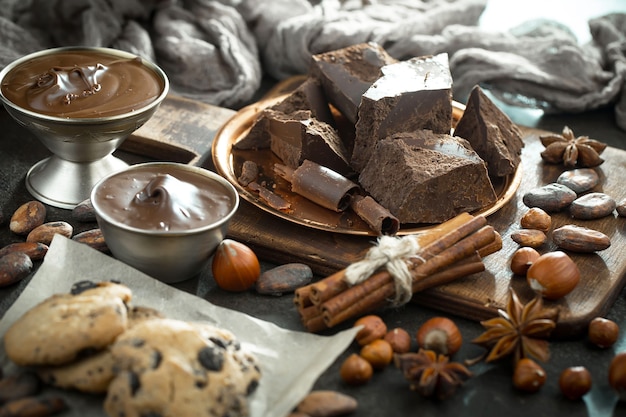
[238,160,259,186]
[248,181,291,211]
[350,194,399,236]
[274,160,358,212]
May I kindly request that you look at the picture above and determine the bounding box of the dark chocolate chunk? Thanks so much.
[128,372,141,396]
[70,280,98,295]
[310,42,397,124]
[358,131,496,224]
[198,346,224,372]
[352,54,453,172]
[267,109,352,175]
[454,85,524,178]
[150,350,162,369]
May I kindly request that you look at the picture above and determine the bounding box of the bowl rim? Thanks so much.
[91,162,239,236]
[0,46,170,123]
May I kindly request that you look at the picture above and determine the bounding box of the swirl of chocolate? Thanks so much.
[93,167,235,232]
[1,50,165,118]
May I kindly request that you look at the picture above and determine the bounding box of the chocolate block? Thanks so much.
[309,42,397,125]
[358,131,496,224]
[234,78,334,150]
[454,85,524,177]
[267,109,352,176]
[273,78,335,127]
[351,54,453,172]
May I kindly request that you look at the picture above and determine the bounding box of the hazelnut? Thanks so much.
[339,353,373,386]
[559,366,592,400]
[211,239,260,292]
[354,315,387,346]
[588,317,619,348]
[384,328,412,354]
[526,251,580,300]
[609,352,626,401]
[360,339,394,370]
[510,247,540,276]
[416,317,462,356]
[520,207,552,232]
[512,358,546,393]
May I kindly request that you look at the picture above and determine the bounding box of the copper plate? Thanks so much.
[212,88,522,236]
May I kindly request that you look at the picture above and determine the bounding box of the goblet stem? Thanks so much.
[26,154,128,209]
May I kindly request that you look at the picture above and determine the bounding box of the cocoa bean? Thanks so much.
[9,201,46,236]
[0,242,48,261]
[569,192,616,220]
[0,252,33,287]
[256,263,313,295]
[522,183,576,212]
[296,390,357,417]
[0,372,41,404]
[510,229,547,248]
[26,222,73,246]
[553,225,611,253]
[71,228,109,253]
[0,396,66,417]
[557,168,599,194]
[71,199,96,223]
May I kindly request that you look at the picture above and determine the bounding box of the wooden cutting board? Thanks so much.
[127,94,626,338]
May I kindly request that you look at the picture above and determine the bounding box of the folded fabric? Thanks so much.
[0,0,625,130]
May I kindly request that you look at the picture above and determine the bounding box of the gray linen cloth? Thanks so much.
[1,0,626,130]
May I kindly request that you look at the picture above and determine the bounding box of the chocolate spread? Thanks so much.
[93,166,235,232]
[1,49,164,118]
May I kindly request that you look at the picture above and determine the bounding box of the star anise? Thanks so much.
[540,126,606,168]
[394,349,472,400]
[472,288,559,366]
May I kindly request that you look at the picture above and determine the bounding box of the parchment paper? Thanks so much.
[0,235,358,417]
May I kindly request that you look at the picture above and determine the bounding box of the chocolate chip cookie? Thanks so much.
[104,318,261,417]
[36,305,164,393]
[3,281,132,366]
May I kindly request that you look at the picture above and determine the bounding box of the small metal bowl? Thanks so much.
[91,162,239,283]
[0,46,169,209]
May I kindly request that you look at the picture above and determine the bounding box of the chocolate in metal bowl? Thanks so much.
[0,46,169,209]
[91,162,239,283]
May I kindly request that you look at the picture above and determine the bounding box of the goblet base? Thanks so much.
[26,154,128,209]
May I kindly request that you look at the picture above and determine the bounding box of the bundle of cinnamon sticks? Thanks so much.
[294,212,502,332]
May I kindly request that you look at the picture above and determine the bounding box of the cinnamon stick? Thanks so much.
[408,225,496,279]
[321,226,497,327]
[322,254,486,327]
[411,253,484,293]
[302,212,479,307]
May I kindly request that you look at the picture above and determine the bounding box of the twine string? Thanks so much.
[344,234,422,307]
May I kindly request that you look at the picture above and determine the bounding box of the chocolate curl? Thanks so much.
[350,195,399,236]
[274,160,359,212]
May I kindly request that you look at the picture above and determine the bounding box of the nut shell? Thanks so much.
[513,358,546,393]
[609,352,626,401]
[360,339,393,370]
[354,315,387,346]
[510,247,540,276]
[211,239,260,292]
[588,317,619,348]
[384,328,412,354]
[559,366,592,400]
[526,251,580,300]
[416,317,462,356]
[339,353,373,386]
